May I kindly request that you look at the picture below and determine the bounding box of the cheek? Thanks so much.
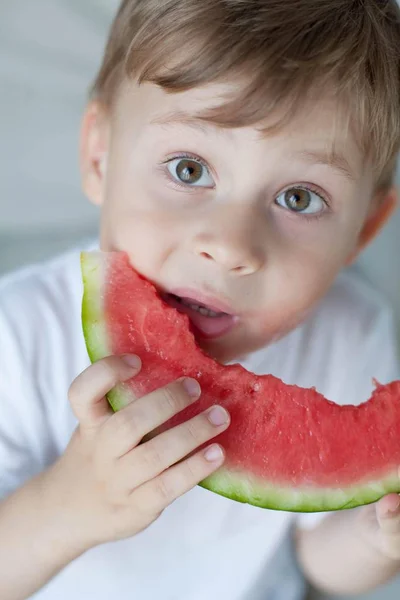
[100,189,187,282]
[99,149,169,268]
[276,212,358,263]
[253,228,355,341]
[104,210,173,269]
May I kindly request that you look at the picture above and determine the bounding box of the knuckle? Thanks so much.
[99,356,121,385]
[154,474,173,505]
[130,489,163,525]
[68,376,84,407]
[185,418,204,445]
[100,461,132,505]
[112,411,141,447]
[141,442,165,474]
[93,431,115,468]
[181,457,199,483]
[161,385,182,413]
[68,379,87,419]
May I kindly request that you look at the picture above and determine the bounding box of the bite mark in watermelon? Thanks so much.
[81,251,400,512]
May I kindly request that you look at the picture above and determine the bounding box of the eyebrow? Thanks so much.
[294,149,356,181]
[150,113,357,180]
[150,111,224,135]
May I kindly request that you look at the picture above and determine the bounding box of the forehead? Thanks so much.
[115,80,364,176]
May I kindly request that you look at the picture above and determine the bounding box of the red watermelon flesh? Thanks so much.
[81,251,400,512]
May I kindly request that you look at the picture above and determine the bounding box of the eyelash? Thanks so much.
[161,152,213,191]
[278,184,331,221]
[160,154,331,219]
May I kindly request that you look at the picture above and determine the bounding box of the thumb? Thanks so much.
[68,355,141,430]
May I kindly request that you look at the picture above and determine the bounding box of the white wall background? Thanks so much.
[0,2,399,599]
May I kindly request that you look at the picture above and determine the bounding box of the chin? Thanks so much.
[196,329,269,364]
[197,319,298,364]
[196,338,232,363]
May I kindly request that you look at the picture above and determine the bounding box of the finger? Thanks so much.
[99,377,201,458]
[121,405,230,489]
[376,495,400,559]
[69,355,141,429]
[133,443,226,514]
[376,494,400,535]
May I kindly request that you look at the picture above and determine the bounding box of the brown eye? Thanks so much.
[167,157,214,187]
[284,188,311,211]
[276,187,325,215]
[176,159,203,184]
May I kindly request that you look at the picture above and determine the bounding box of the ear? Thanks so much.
[80,101,110,206]
[346,187,398,265]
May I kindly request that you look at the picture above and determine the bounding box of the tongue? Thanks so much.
[165,296,236,339]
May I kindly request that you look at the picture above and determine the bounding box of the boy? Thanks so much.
[1,0,400,598]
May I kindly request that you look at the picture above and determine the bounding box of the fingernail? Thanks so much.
[182,378,201,399]
[204,444,224,463]
[208,406,230,427]
[122,355,141,370]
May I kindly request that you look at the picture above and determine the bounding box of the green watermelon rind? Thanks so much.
[81,253,131,412]
[199,469,400,512]
[81,252,400,513]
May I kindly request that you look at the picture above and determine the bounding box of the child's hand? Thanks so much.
[54,355,229,550]
[358,493,400,560]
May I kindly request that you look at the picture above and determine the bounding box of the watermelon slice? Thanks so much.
[81,251,400,513]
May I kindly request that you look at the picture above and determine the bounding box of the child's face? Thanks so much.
[82,80,394,363]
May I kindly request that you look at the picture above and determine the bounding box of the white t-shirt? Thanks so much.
[0,242,399,600]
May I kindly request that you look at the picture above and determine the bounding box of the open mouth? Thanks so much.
[170,295,226,317]
[163,293,238,339]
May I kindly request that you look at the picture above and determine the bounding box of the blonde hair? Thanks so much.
[92,0,400,188]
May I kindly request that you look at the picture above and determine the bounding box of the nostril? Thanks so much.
[232,266,248,275]
[200,252,214,261]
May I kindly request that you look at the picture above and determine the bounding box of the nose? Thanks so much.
[192,228,264,276]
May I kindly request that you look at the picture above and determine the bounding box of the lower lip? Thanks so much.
[164,295,238,339]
